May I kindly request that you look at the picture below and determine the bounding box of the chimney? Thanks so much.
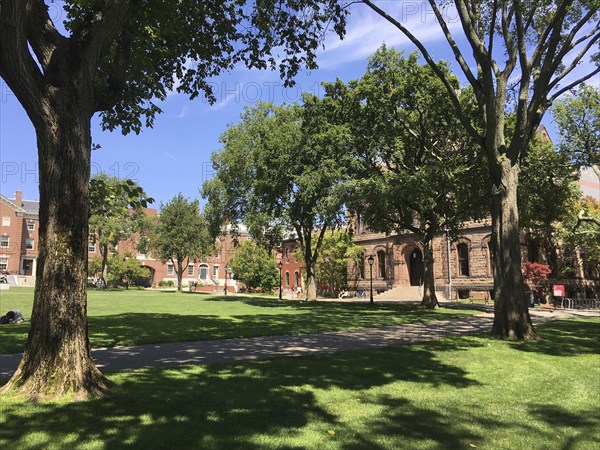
[15,190,23,206]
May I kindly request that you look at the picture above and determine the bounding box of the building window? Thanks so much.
[294,271,300,286]
[2,217,10,227]
[358,253,365,279]
[285,271,290,286]
[213,265,219,277]
[167,263,174,276]
[0,256,7,270]
[27,221,35,230]
[285,248,290,263]
[0,236,9,248]
[88,242,96,252]
[457,243,470,277]
[199,264,208,280]
[377,250,386,279]
[188,264,194,276]
[25,239,34,250]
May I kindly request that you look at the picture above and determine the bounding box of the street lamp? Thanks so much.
[277,261,283,300]
[367,255,375,304]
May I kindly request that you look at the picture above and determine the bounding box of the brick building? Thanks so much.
[0,191,39,284]
[0,191,249,291]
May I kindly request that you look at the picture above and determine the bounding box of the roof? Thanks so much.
[0,194,39,217]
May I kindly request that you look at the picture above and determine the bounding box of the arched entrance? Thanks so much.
[409,248,424,286]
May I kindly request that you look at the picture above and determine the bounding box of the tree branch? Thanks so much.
[550,67,600,102]
[25,0,66,71]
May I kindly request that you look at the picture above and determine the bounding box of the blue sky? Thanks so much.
[0,2,598,207]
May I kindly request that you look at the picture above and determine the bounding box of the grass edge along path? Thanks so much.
[0,288,478,354]
[0,318,598,449]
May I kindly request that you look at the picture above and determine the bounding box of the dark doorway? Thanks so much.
[409,249,423,286]
[22,259,33,276]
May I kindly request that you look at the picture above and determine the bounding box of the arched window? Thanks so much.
[457,244,470,277]
[285,248,290,263]
[294,271,300,286]
[377,250,386,279]
[285,271,290,286]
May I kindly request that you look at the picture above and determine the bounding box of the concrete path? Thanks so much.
[1,308,597,380]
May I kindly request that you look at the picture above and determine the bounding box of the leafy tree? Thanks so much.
[326,46,488,308]
[0,0,347,398]
[203,102,350,300]
[228,241,279,292]
[105,251,151,288]
[553,84,600,177]
[88,251,151,288]
[89,174,153,289]
[557,197,600,281]
[518,134,582,275]
[313,230,362,297]
[362,0,599,339]
[151,194,212,292]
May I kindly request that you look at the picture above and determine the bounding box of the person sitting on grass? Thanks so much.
[0,310,24,324]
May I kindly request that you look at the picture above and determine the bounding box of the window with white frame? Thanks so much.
[1,236,9,248]
[0,256,7,270]
[167,263,174,276]
[88,242,96,252]
[213,265,219,277]
[27,221,35,230]
[2,217,10,227]
[25,239,34,250]
[188,264,194,276]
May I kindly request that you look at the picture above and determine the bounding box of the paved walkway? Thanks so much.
[1,308,597,379]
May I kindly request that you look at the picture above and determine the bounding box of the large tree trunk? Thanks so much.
[420,230,439,309]
[0,93,111,400]
[490,157,537,340]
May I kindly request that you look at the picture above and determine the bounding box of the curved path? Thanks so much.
[1,307,596,380]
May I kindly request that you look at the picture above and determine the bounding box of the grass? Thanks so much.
[1,318,598,449]
[0,287,476,354]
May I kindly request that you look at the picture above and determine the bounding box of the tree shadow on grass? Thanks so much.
[509,319,600,357]
[0,303,479,354]
[0,344,482,449]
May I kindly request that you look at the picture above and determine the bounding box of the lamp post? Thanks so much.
[367,255,375,304]
[277,261,283,300]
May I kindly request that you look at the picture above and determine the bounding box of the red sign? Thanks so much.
[553,285,565,297]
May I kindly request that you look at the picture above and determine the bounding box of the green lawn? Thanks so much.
[0,287,476,354]
[1,318,598,449]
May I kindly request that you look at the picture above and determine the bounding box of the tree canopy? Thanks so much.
[89,174,153,288]
[150,194,212,292]
[202,101,351,300]
[0,0,349,399]
[362,0,600,339]
[553,84,600,177]
[227,240,279,292]
[322,45,488,307]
